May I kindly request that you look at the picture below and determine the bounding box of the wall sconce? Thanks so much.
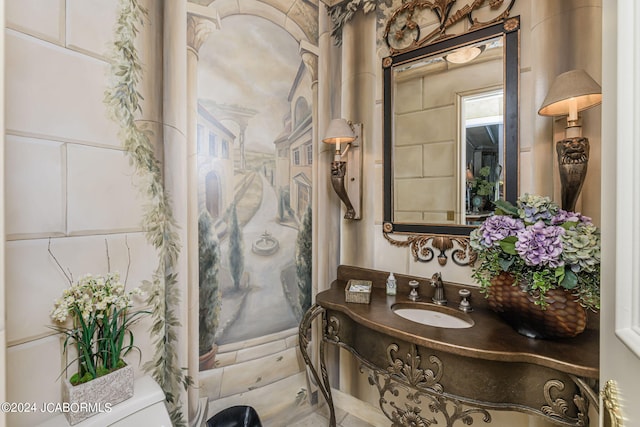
[538,69,602,211]
[323,118,363,220]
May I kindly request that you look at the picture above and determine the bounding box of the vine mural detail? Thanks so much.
[104,1,191,425]
[327,0,383,45]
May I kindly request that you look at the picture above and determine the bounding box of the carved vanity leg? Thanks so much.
[541,375,599,426]
[299,304,336,427]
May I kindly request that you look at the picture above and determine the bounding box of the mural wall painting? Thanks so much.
[196,15,314,374]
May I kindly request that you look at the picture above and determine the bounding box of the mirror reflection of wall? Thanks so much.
[391,35,504,226]
[462,90,504,225]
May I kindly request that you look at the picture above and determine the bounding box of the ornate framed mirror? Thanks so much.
[382,6,520,264]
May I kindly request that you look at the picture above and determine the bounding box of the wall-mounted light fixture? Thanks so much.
[323,118,363,220]
[538,69,602,211]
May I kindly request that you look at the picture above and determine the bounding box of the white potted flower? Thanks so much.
[50,272,148,424]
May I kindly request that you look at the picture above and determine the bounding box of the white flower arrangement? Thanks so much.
[50,272,147,385]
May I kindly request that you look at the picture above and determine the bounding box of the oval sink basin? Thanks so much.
[391,303,474,329]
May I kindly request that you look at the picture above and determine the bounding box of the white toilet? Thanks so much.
[37,376,172,427]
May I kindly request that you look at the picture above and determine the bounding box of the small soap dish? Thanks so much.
[345,279,372,304]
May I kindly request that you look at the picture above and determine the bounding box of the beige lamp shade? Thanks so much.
[323,119,356,144]
[538,69,602,120]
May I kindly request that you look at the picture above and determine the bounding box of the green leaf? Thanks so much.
[493,199,518,216]
[498,258,514,271]
[499,236,518,255]
[560,269,578,289]
[560,221,578,230]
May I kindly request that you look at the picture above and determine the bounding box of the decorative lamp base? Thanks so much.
[557,136,589,212]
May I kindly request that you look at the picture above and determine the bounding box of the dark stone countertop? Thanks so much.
[316,265,599,379]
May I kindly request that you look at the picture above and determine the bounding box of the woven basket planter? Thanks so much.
[486,271,588,339]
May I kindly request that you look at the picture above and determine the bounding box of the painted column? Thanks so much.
[187,13,216,421]
[339,9,377,266]
[334,5,378,400]
[315,0,344,393]
[300,40,319,296]
[300,37,325,401]
[317,3,341,293]
[162,0,189,420]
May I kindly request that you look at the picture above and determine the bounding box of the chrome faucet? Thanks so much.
[430,272,447,305]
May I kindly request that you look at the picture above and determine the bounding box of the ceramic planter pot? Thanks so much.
[62,364,134,425]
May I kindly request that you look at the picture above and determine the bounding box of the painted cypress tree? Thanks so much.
[229,203,244,291]
[198,210,220,356]
[296,203,312,317]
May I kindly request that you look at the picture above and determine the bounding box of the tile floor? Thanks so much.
[285,405,377,427]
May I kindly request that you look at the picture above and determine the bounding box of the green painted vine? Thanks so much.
[104,1,191,426]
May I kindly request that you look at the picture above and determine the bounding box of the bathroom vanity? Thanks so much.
[299,265,599,427]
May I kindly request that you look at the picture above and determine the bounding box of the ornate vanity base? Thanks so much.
[299,266,600,427]
[299,304,337,426]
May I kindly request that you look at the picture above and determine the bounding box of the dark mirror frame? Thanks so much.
[383,17,520,236]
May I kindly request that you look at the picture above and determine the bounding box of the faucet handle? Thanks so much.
[458,289,473,313]
[408,280,420,301]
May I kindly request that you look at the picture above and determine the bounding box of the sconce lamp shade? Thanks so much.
[323,119,356,144]
[538,69,602,118]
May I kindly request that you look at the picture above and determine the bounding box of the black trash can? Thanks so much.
[206,405,262,427]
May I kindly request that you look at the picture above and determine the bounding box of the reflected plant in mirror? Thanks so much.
[468,166,495,210]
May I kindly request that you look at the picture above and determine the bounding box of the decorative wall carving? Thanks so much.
[383,0,517,54]
[383,229,476,266]
[327,0,516,51]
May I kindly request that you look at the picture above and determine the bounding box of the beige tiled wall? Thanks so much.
[392,52,502,222]
[0,4,5,427]
[4,1,156,425]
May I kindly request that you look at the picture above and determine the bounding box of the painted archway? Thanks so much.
[187,0,318,423]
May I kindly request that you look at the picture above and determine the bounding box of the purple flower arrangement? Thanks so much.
[470,194,600,310]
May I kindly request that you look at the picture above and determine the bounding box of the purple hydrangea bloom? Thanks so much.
[552,209,593,225]
[515,221,565,267]
[477,215,524,247]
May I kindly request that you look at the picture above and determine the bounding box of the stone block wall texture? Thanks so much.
[4,1,156,425]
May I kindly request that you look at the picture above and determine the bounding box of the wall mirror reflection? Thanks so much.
[463,88,503,225]
[383,18,519,236]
